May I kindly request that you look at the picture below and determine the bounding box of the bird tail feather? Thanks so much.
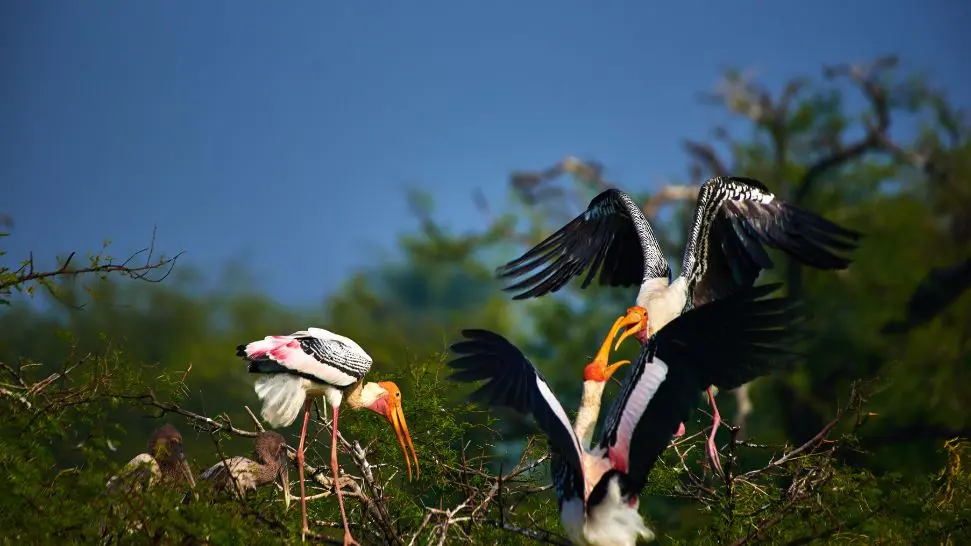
[254,375,306,428]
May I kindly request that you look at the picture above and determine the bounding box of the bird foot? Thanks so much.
[343,534,360,546]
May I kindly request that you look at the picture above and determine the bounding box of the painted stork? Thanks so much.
[196,431,292,509]
[447,283,806,546]
[237,327,419,545]
[106,424,196,493]
[496,176,859,471]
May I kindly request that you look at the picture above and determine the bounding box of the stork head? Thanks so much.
[149,424,196,488]
[612,306,649,351]
[255,431,291,510]
[583,313,642,383]
[361,381,420,480]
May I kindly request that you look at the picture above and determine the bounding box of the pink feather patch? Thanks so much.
[245,336,298,359]
[608,446,629,474]
[268,339,299,361]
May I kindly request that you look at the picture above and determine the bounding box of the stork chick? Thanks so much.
[106,424,196,494]
[197,431,292,509]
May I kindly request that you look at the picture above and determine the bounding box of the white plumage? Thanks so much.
[253,375,311,428]
[583,476,655,546]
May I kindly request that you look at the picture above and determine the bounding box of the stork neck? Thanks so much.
[255,457,281,486]
[343,379,365,409]
[157,457,186,487]
[636,276,688,335]
[574,380,606,449]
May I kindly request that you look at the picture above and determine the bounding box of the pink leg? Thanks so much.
[331,404,358,546]
[705,387,723,475]
[297,399,312,534]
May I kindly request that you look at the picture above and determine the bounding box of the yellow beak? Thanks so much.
[613,307,648,352]
[386,396,420,481]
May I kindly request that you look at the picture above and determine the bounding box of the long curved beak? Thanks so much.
[277,451,291,510]
[175,445,196,488]
[584,315,634,382]
[613,307,648,352]
[385,397,419,480]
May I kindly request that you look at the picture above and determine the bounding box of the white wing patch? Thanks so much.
[535,374,584,464]
[611,359,669,470]
[254,375,308,428]
[261,338,360,387]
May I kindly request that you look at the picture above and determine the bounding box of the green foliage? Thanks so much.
[2,56,970,544]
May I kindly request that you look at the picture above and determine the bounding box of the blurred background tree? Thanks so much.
[2,54,969,544]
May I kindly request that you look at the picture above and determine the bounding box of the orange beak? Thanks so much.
[612,306,648,352]
[377,382,420,481]
[583,315,633,382]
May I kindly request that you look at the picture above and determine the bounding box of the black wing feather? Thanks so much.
[496,189,669,299]
[447,329,585,477]
[688,177,861,308]
[600,283,809,494]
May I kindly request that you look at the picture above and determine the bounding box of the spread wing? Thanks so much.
[496,188,671,299]
[447,329,585,500]
[682,176,861,308]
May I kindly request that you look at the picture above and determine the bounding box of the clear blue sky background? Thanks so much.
[3,1,967,306]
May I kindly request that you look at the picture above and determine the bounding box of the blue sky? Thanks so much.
[2,1,967,306]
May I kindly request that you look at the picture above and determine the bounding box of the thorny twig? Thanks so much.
[209,430,247,503]
[420,436,567,545]
[308,413,403,546]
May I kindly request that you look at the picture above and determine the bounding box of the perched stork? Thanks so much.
[196,431,292,509]
[237,327,419,545]
[106,424,196,494]
[496,176,858,471]
[448,283,806,546]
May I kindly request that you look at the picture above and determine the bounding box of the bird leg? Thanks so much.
[583,314,634,382]
[298,399,313,537]
[705,387,723,475]
[330,404,359,546]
